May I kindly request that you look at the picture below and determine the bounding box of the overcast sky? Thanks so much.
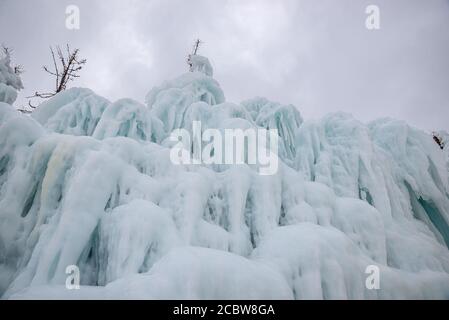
[1,0,448,131]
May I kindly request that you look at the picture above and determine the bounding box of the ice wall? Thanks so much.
[1,60,449,299]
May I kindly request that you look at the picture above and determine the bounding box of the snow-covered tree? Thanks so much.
[0,46,24,104]
[186,39,213,76]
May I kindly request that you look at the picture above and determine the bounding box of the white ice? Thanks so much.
[1,56,449,299]
[0,50,23,105]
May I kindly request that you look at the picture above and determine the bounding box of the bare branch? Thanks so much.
[192,39,202,55]
[17,100,37,114]
[43,66,58,77]
[30,44,87,105]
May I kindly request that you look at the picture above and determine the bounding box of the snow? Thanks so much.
[1,56,449,299]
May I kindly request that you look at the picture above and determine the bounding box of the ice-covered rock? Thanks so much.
[1,56,449,299]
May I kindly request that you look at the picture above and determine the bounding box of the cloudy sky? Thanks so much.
[1,0,448,131]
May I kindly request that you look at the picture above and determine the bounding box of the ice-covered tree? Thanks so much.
[0,45,24,105]
[186,39,213,76]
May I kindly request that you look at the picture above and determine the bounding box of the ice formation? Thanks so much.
[0,50,23,105]
[187,54,214,77]
[1,56,449,299]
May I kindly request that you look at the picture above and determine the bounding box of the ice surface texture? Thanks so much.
[1,60,449,299]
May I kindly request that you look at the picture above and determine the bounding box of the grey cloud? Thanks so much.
[1,0,448,131]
